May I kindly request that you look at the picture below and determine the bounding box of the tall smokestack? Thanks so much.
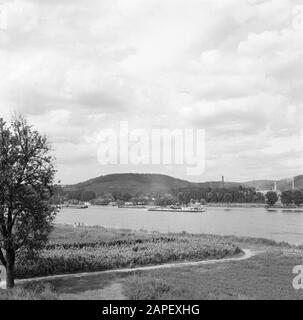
[292,177,295,190]
[222,176,225,188]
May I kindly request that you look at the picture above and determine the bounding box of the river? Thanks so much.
[56,206,303,245]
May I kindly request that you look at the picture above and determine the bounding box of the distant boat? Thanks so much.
[65,204,89,209]
[266,208,279,212]
[118,205,146,209]
[148,204,207,213]
[118,201,146,209]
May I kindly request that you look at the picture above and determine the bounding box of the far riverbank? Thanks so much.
[207,203,265,208]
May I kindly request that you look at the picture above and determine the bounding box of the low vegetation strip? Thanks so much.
[45,236,176,250]
[0,283,57,300]
[15,226,242,279]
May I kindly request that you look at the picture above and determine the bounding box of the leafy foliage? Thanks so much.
[281,190,293,206]
[265,191,278,206]
[292,190,303,206]
[281,190,303,206]
[0,116,57,287]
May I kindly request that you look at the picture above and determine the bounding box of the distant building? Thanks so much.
[257,181,281,196]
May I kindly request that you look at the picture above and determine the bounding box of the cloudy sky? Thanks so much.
[1,0,303,184]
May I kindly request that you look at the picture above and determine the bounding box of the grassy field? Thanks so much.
[37,246,302,300]
[14,225,242,279]
[0,283,57,300]
[13,246,302,300]
[122,249,303,300]
[1,225,302,300]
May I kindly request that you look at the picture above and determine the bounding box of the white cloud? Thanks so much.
[1,0,303,183]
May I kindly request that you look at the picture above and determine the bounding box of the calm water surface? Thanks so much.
[56,206,303,245]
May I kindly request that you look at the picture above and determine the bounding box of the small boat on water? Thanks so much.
[118,201,146,209]
[118,205,146,209]
[148,204,207,213]
[64,204,89,209]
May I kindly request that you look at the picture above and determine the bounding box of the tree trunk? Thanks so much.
[5,250,15,289]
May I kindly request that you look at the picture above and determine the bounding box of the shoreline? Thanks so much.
[207,203,265,208]
[53,223,303,248]
[53,223,302,248]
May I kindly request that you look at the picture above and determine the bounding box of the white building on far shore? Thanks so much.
[257,181,281,196]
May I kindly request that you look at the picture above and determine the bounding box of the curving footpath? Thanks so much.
[17,249,257,285]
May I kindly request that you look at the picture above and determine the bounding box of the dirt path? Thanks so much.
[16,249,257,285]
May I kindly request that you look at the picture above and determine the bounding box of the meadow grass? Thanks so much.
[6,225,302,300]
[122,249,303,300]
[0,283,57,300]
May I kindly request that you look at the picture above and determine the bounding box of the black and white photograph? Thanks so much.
[0,0,303,307]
